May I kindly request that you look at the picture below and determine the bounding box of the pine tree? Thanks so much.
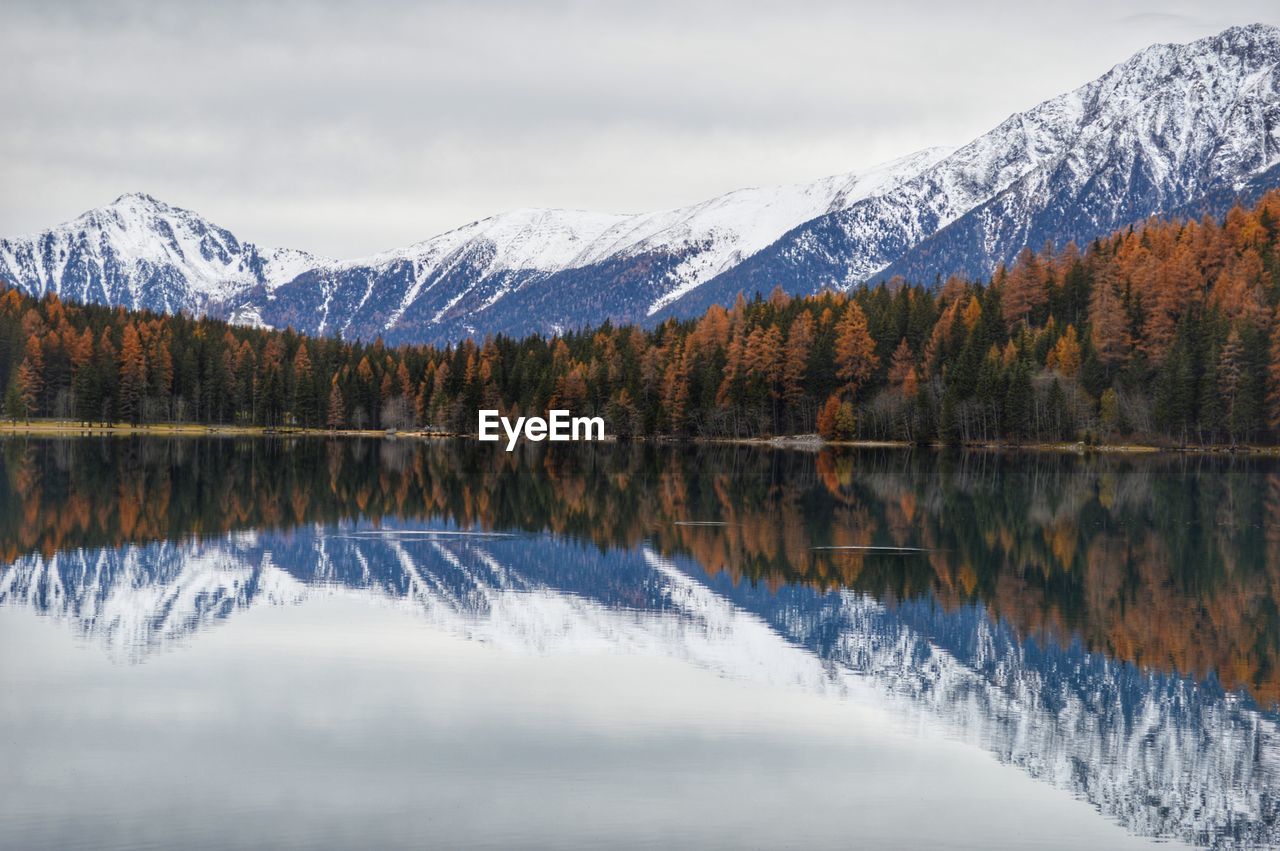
[1088,271,1130,369]
[4,380,23,422]
[293,343,317,427]
[887,338,916,392]
[1047,325,1082,377]
[14,336,44,420]
[94,330,118,423]
[326,379,345,431]
[817,393,841,440]
[834,400,856,439]
[606,387,642,440]
[1267,310,1280,429]
[973,347,1004,440]
[1001,247,1047,329]
[1154,330,1196,442]
[116,324,148,424]
[258,339,287,427]
[234,341,257,422]
[1230,323,1268,440]
[1003,359,1033,441]
[782,313,814,408]
[1220,324,1243,386]
[835,302,879,396]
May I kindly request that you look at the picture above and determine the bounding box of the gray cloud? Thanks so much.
[2,0,1278,257]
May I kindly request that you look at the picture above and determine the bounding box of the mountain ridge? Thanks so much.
[656,22,1280,316]
[2,24,1279,344]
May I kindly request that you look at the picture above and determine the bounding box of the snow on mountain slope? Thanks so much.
[0,193,329,315]
[667,23,1280,316]
[873,23,1280,283]
[320,207,633,335]
[262,246,327,290]
[256,146,949,340]
[580,146,952,315]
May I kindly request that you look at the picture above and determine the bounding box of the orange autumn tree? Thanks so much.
[13,336,44,420]
[1001,247,1048,328]
[887,338,918,397]
[117,323,147,424]
[835,301,878,397]
[1047,325,1082,377]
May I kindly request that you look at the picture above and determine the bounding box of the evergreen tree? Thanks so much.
[117,324,147,424]
[326,379,345,431]
[1003,360,1033,441]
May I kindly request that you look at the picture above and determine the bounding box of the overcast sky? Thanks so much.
[2,0,1278,258]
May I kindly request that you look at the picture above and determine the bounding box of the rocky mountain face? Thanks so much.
[2,25,1278,344]
[662,23,1280,316]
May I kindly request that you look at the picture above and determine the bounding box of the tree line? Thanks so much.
[3,189,1280,444]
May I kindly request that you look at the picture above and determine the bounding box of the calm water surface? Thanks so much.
[1,437,1278,849]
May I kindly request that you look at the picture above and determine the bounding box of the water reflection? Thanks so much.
[2,437,1280,847]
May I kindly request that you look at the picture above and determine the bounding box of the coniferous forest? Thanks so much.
[4,190,1280,446]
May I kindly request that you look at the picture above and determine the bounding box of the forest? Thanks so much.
[3,189,1280,445]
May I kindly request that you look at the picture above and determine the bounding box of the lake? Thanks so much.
[1,437,1277,850]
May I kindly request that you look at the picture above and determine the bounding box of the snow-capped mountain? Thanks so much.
[2,24,1278,344]
[249,146,948,341]
[2,523,1277,848]
[664,22,1280,315]
[0,192,327,317]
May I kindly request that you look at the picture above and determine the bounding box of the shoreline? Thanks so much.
[2,420,1279,455]
[727,435,1280,455]
[0,421,449,439]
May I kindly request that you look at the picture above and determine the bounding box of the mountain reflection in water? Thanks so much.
[2,436,1279,848]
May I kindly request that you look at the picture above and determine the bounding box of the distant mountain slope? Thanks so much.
[658,23,1280,318]
[2,24,1278,344]
[253,146,949,342]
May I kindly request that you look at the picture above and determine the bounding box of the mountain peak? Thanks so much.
[94,192,193,229]
[1210,21,1280,42]
[107,191,170,211]
[112,190,159,204]
[1113,22,1278,62]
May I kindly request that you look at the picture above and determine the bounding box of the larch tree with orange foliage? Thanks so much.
[1001,247,1048,329]
[1047,325,1082,377]
[887,338,918,398]
[1088,269,1130,368]
[12,336,44,421]
[117,324,147,424]
[834,302,878,397]
[326,378,345,431]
